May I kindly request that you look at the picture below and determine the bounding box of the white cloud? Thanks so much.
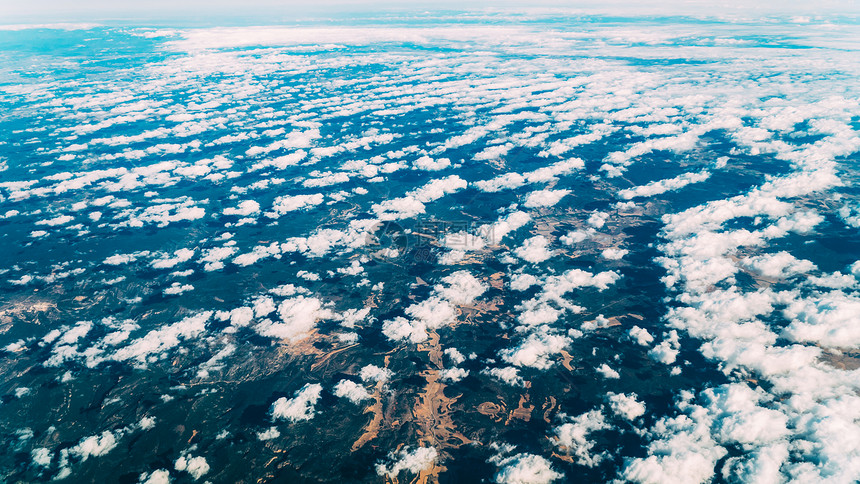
[69,430,118,461]
[376,446,438,478]
[413,156,451,171]
[482,366,525,387]
[740,251,816,279]
[32,448,52,467]
[163,282,194,295]
[439,367,469,383]
[151,248,195,269]
[270,383,323,422]
[587,211,609,228]
[107,312,212,366]
[501,332,571,369]
[781,291,860,348]
[618,170,711,200]
[36,214,74,226]
[223,199,260,217]
[552,409,609,467]
[333,379,371,404]
[257,427,280,441]
[596,363,620,379]
[560,229,593,245]
[492,453,562,484]
[200,246,237,271]
[268,193,324,217]
[175,454,209,481]
[255,296,332,341]
[138,469,170,484]
[514,235,556,263]
[601,247,628,260]
[629,326,654,346]
[434,270,487,305]
[607,392,646,420]
[523,189,570,208]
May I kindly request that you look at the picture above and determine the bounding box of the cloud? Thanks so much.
[514,235,555,263]
[32,448,52,467]
[383,271,486,343]
[376,446,438,478]
[35,214,74,226]
[372,175,466,220]
[223,199,260,217]
[151,248,195,269]
[175,454,209,481]
[739,251,816,279]
[501,332,571,369]
[200,246,239,272]
[413,156,451,171]
[360,364,393,383]
[607,392,646,420]
[439,367,469,383]
[333,379,371,403]
[628,326,654,346]
[68,430,118,461]
[601,247,628,260]
[596,363,620,379]
[560,229,594,245]
[781,290,860,348]
[163,282,194,295]
[522,189,570,208]
[621,393,727,484]
[618,170,711,200]
[491,453,562,484]
[254,296,332,341]
[433,270,488,305]
[138,469,170,484]
[482,366,525,387]
[475,158,584,193]
[552,409,609,467]
[270,383,323,422]
[257,427,281,440]
[481,211,531,245]
[587,211,609,228]
[109,312,212,366]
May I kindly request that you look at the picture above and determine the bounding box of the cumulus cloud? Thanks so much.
[360,364,394,383]
[151,248,195,269]
[138,469,170,484]
[413,156,451,171]
[629,326,654,346]
[257,427,280,441]
[175,454,209,481]
[553,409,609,467]
[255,296,332,341]
[596,363,620,379]
[618,170,711,200]
[607,392,646,420]
[270,383,323,422]
[523,189,570,208]
[68,430,118,460]
[600,247,627,261]
[740,251,816,279]
[375,446,438,478]
[267,193,324,217]
[372,175,466,220]
[439,367,469,383]
[514,235,556,263]
[333,379,371,404]
[482,366,525,387]
[492,453,562,484]
[501,332,571,369]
